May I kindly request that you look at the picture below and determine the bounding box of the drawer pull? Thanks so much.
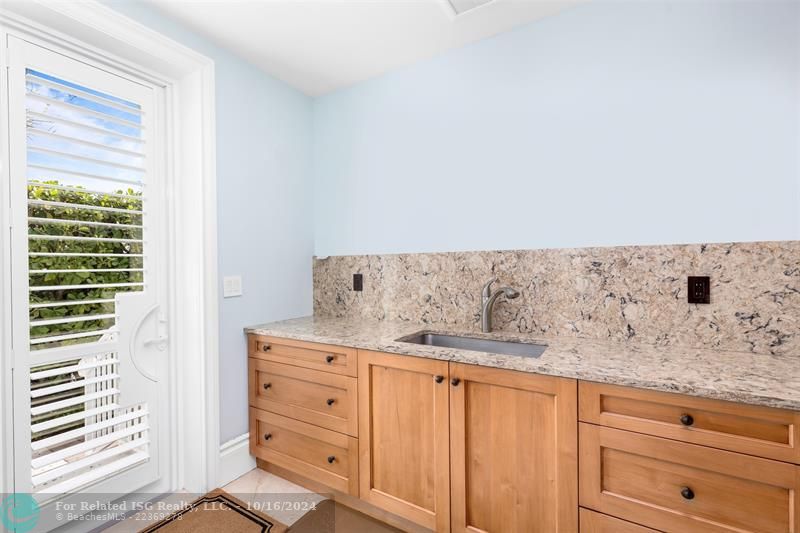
[263,383,271,390]
[680,414,694,426]
[325,355,335,364]
[680,486,695,500]
[261,344,271,352]
[263,433,272,441]
[434,375,444,383]
[451,378,461,387]
[326,398,335,406]
[327,455,336,464]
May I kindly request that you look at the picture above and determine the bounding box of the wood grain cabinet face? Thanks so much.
[249,335,357,376]
[249,408,359,495]
[248,358,358,436]
[358,351,451,533]
[449,364,578,533]
[579,381,800,464]
[579,423,800,533]
[579,509,661,533]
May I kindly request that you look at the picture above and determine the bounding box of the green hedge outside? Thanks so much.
[28,180,143,343]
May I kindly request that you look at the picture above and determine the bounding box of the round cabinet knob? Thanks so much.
[434,375,444,384]
[263,383,271,390]
[451,378,461,387]
[263,433,272,441]
[327,456,335,464]
[326,398,335,406]
[262,344,271,352]
[680,414,694,426]
[680,486,695,500]
[325,355,335,364]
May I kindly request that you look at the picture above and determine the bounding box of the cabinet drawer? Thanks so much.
[249,408,358,495]
[580,509,660,533]
[579,381,800,463]
[579,424,800,533]
[249,358,358,436]
[248,335,357,376]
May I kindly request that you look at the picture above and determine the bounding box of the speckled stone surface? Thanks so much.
[313,241,800,356]
[245,316,800,411]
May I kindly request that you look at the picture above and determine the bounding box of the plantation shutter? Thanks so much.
[26,69,146,351]
[8,36,165,507]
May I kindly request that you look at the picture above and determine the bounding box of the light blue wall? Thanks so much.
[313,0,800,256]
[104,1,314,443]
[105,0,800,443]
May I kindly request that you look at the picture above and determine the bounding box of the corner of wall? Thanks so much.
[218,433,255,487]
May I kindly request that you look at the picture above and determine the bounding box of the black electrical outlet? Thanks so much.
[353,273,363,292]
[688,276,710,304]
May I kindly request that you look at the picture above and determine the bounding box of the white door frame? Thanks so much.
[0,0,220,496]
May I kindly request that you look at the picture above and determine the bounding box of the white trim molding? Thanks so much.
[0,0,220,495]
[0,20,13,495]
[218,433,256,487]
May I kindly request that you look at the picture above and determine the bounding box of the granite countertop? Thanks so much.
[245,316,800,411]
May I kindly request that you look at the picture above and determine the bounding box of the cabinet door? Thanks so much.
[450,363,578,533]
[358,351,451,532]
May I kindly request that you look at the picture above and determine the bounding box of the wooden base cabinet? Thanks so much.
[358,350,451,532]
[250,335,800,533]
[358,350,579,533]
[449,363,578,533]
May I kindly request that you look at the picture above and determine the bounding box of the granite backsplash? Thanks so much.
[313,241,800,356]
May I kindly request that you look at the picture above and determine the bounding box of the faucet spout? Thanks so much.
[481,277,497,299]
[479,278,520,333]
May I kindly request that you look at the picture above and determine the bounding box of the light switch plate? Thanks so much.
[223,275,243,298]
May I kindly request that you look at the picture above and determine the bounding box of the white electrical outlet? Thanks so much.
[223,275,243,298]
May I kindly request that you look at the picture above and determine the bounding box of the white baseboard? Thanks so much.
[218,432,256,487]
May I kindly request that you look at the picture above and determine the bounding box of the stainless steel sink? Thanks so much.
[397,332,547,358]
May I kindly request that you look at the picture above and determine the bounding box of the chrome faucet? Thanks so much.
[480,277,520,333]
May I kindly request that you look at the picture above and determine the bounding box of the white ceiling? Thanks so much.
[144,0,582,96]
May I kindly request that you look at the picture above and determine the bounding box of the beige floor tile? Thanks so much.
[99,469,326,531]
[223,468,327,526]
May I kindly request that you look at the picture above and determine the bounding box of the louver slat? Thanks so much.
[35,451,149,496]
[29,216,143,229]
[29,329,118,345]
[29,357,120,379]
[32,408,148,450]
[26,93,144,129]
[28,164,145,186]
[31,403,119,433]
[26,74,144,116]
[30,373,121,398]
[30,298,117,309]
[28,198,143,214]
[32,438,148,486]
[30,388,119,417]
[28,146,145,172]
[27,111,146,143]
[30,130,144,157]
[31,422,148,469]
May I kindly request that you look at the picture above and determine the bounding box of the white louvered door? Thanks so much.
[7,36,169,513]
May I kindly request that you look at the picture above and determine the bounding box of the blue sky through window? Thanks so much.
[26,69,145,193]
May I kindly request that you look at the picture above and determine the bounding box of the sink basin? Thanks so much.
[398,332,547,358]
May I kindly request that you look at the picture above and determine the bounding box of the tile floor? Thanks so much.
[101,469,325,532]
